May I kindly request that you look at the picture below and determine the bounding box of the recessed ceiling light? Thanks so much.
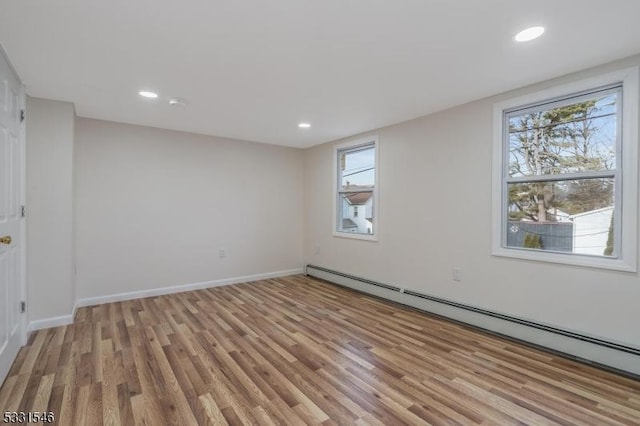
[514,26,545,42]
[298,122,311,128]
[138,90,158,98]
[168,97,187,107]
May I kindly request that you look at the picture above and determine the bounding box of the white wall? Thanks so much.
[26,97,75,322]
[304,55,640,349]
[74,118,304,300]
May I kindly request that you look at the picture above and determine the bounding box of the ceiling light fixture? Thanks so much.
[514,26,545,42]
[168,97,187,107]
[138,90,158,98]
[298,122,311,128]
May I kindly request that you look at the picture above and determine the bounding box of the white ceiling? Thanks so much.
[1,1,640,148]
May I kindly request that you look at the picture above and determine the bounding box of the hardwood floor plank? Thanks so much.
[198,392,229,426]
[1,275,638,425]
[31,373,55,412]
[56,384,73,426]
[101,339,121,426]
[73,384,90,426]
[116,383,134,426]
[18,328,48,375]
[0,374,17,409]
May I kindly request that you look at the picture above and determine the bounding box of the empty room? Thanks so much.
[1,1,640,425]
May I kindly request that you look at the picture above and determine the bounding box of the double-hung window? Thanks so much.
[492,68,638,271]
[334,136,378,240]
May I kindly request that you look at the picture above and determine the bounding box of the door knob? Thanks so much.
[0,235,11,245]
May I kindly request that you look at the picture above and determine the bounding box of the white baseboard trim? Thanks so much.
[28,314,74,332]
[306,264,640,378]
[76,268,304,308]
[27,268,303,332]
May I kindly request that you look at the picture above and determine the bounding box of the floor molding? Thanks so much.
[27,314,74,333]
[28,268,303,332]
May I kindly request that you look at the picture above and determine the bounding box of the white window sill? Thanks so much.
[492,247,636,272]
[333,231,378,242]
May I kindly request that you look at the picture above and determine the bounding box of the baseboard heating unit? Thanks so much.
[305,264,640,378]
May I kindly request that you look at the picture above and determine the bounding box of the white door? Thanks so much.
[0,47,25,384]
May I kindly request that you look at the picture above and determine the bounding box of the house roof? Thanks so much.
[345,192,372,205]
[568,205,614,219]
[342,185,373,205]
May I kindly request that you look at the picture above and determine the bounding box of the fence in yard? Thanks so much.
[507,221,573,252]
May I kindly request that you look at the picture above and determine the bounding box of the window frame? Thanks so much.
[333,135,379,241]
[491,67,638,272]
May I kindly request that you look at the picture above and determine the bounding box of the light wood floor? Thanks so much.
[1,275,639,425]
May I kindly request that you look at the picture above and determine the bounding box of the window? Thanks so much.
[492,67,638,271]
[334,136,378,240]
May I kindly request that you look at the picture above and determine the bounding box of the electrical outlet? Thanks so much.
[453,267,462,282]
[219,247,227,258]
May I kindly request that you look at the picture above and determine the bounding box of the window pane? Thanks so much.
[337,191,374,235]
[336,140,376,237]
[339,145,375,188]
[508,91,618,177]
[506,178,614,256]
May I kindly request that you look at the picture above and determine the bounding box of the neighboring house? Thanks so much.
[341,187,374,234]
[569,206,614,256]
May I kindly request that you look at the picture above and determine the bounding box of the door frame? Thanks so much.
[18,81,26,346]
[0,44,28,347]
